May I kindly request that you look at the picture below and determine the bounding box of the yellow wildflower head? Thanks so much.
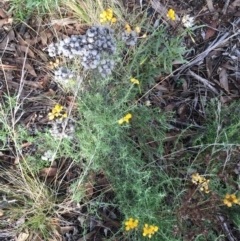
[135,26,141,33]
[48,104,67,121]
[118,113,132,124]
[111,17,117,23]
[123,113,132,123]
[125,217,139,231]
[223,194,240,207]
[100,8,117,23]
[143,224,158,238]
[191,173,210,193]
[48,112,55,120]
[125,23,132,33]
[130,78,140,85]
[167,9,175,21]
[191,173,202,184]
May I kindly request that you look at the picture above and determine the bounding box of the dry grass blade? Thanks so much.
[188,69,219,95]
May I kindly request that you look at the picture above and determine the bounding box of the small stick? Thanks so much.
[222,0,230,14]
[206,0,215,12]
[188,70,219,95]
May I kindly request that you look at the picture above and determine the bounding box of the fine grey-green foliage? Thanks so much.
[123,25,186,85]
[72,74,183,240]
[194,99,240,146]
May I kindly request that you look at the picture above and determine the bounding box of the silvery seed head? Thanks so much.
[64,38,70,44]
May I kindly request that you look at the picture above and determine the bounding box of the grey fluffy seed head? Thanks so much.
[86,29,96,37]
[71,36,77,41]
[122,31,137,46]
[87,37,94,43]
[88,44,94,49]
[64,38,70,44]
[47,25,116,77]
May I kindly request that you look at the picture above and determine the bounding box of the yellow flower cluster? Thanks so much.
[130,78,139,85]
[191,173,210,193]
[125,23,132,33]
[167,9,175,21]
[125,218,159,239]
[143,224,159,238]
[118,113,132,124]
[125,24,146,37]
[223,194,240,207]
[49,58,60,70]
[48,104,67,121]
[100,8,117,23]
[125,217,139,231]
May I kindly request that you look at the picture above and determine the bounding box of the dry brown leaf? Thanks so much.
[17,33,28,46]
[34,49,48,62]
[20,45,35,58]
[0,209,4,217]
[154,84,169,92]
[232,0,240,7]
[39,31,48,45]
[39,167,58,177]
[206,0,215,12]
[23,80,43,89]
[0,17,12,27]
[0,8,8,18]
[218,67,229,93]
[220,96,233,104]
[165,104,175,112]
[76,231,95,241]
[16,232,29,241]
[14,157,20,165]
[24,63,37,77]
[206,57,212,79]
[8,29,15,41]
[205,21,217,40]
[25,37,41,45]
[85,181,94,198]
[0,34,8,49]
[60,226,74,234]
[182,79,188,91]
[46,89,56,96]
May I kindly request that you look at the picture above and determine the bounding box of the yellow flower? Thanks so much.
[142,33,147,38]
[48,112,55,120]
[130,78,140,85]
[125,23,132,33]
[118,113,132,124]
[167,9,175,21]
[54,104,63,113]
[48,104,67,121]
[191,173,210,193]
[123,113,132,123]
[135,26,141,33]
[143,224,158,238]
[223,194,240,207]
[100,8,117,23]
[111,17,117,23]
[125,218,139,231]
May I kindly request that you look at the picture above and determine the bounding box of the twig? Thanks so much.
[175,24,240,79]
[222,0,230,14]
[206,0,215,12]
[188,70,219,95]
[217,215,237,241]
